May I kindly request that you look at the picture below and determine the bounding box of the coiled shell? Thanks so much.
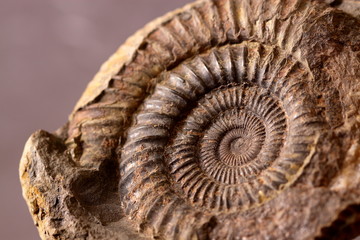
[120,42,320,219]
[19,0,360,239]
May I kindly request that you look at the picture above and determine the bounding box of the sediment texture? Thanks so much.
[20,0,360,239]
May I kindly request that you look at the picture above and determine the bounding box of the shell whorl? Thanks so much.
[120,42,321,236]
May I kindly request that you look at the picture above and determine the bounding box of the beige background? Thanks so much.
[0,0,192,239]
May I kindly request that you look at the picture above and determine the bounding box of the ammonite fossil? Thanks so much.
[20,0,360,239]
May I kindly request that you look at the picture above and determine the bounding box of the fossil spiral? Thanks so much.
[120,42,320,217]
[19,0,360,239]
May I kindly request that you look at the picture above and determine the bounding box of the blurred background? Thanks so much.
[0,0,192,239]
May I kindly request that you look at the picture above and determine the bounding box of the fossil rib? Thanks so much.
[20,0,360,239]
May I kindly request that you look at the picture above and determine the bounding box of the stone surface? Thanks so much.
[20,0,360,239]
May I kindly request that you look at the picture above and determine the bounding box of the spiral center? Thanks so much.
[230,136,246,154]
[162,85,287,186]
[214,113,266,167]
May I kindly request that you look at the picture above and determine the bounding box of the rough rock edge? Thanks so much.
[20,130,149,240]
